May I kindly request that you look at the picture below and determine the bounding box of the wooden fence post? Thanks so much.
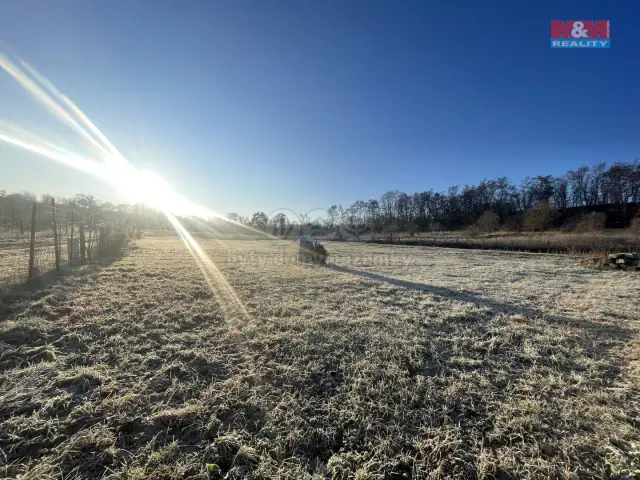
[87,218,93,261]
[51,198,60,272]
[70,210,75,266]
[28,202,37,281]
[99,225,106,256]
[95,223,99,255]
[79,222,86,263]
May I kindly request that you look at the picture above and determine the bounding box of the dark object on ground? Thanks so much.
[580,253,639,270]
[297,236,328,264]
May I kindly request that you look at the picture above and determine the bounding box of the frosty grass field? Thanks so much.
[1,236,639,479]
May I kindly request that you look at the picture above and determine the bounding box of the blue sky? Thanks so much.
[1,0,639,217]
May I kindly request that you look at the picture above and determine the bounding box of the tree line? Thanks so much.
[2,159,639,236]
[0,191,169,230]
[235,160,640,234]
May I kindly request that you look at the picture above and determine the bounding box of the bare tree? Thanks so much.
[250,212,268,231]
[551,177,569,210]
[567,167,589,207]
[227,212,240,223]
[327,205,338,228]
[383,223,399,244]
[380,190,399,228]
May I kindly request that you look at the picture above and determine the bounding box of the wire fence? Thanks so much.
[0,201,133,291]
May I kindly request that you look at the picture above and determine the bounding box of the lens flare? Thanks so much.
[0,50,272,322]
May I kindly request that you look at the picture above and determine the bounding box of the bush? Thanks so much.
[501,214,522,233]
[465,226,481,238]
[313,241,328,264]
[523,201,557,232]
[560,216,581,232]
[475,211,500,233]
[575,212,607,234]
[103,231,129,256]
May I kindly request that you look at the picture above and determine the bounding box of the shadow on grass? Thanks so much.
[325,264,634,343]
[321,264,636,478]
[0,255,125,320]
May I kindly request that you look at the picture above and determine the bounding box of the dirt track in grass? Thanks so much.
[1,237,639,479]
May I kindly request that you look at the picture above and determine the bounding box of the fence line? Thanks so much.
[0,201,134,290]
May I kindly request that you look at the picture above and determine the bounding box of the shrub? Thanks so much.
[523,201,557,232]
[465,226,481,238]
[475,211,500,233]
[313,242,328,264]
[501,214,522,233]
[103,231,129,256]
[560,216,581,232]
[575,212,607,235]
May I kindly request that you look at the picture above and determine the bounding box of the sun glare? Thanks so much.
[0,50,263,318]
[118,169,175,211]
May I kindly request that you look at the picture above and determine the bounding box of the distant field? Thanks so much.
[320,229,640,254]
[1,237,639,479]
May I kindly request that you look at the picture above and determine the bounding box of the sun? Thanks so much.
[118,168,175,211]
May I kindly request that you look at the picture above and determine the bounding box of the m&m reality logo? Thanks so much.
[551,20,610,48]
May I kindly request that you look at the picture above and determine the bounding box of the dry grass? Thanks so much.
[330,229,640,254]
[1,237,639,479]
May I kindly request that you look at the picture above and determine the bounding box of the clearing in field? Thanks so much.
[1,237,639,479]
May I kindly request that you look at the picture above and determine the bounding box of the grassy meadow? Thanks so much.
[1,237,639,479]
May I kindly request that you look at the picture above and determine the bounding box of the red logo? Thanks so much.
[551,20,610,39]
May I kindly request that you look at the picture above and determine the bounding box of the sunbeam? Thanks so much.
[165,212,250,320]
[0,51,260,321]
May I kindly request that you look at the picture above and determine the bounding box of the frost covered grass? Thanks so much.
[1,237,639,479]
